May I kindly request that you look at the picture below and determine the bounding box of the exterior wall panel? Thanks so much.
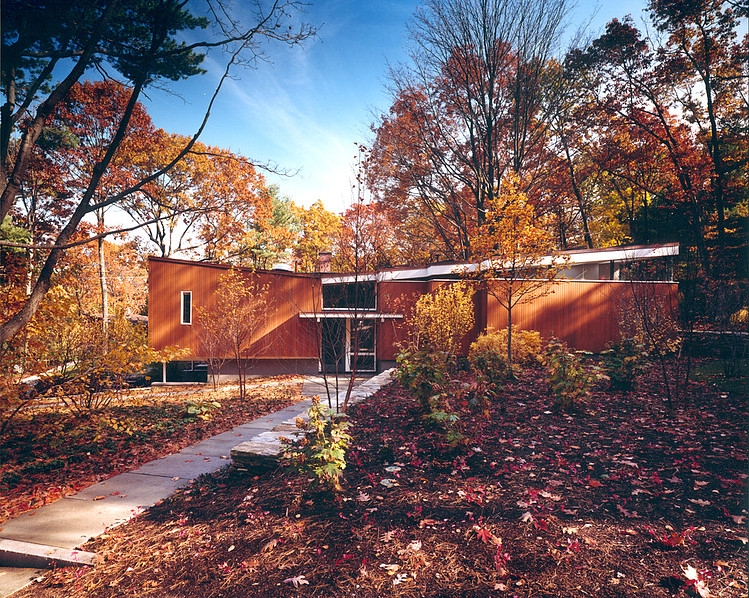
[148,258,319,361]
[485,280,678,353]
[376,280,426,361]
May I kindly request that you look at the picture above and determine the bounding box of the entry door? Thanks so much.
[349,319,375,372]
[320,318,376,373]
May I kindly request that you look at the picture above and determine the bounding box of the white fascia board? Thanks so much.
[321,273,378,284]
[299,311,403,320]
[322,244,679,283]
[558,243,679,265]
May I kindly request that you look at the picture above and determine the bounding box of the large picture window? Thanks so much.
[181,291,192,325]
[322,280,376,310]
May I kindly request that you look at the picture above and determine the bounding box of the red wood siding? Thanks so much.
[377,280,426,361]
[485,280,679,352]
[148,258,318,360]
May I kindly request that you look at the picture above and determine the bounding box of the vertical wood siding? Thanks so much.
[485,280,679,352]
[150,258,679,364]
[148,258,319,359]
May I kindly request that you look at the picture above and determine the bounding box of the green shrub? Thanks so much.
[543,337,594,411]
[395,348,451,410]
[601,338,648,391]
[184,397,222,420]
[424,393,465,447]
[282,396,352,492]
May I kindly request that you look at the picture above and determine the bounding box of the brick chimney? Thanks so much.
[316,251,332,272]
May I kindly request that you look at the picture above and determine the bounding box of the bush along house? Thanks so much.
[147,243,679,382]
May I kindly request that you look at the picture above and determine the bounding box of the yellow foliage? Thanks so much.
[410,282,475,355]
[483,327,543,366]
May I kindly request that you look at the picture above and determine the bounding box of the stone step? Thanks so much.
[230,369,394,470]
[0,539,97,569]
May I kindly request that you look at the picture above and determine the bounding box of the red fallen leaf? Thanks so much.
[587,477,602,488]
[533,517,549,531]
[334,553,356,566]
[475,527,498,544]
[617,504,640,518]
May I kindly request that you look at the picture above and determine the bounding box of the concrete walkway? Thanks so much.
[0,371,393,597]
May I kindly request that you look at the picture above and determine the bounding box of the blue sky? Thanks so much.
[143,0,649,214]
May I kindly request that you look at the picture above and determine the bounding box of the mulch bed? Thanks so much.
[0,379,303,524]
[14,363,749,597]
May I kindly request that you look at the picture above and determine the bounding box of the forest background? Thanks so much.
[0,0,746,400]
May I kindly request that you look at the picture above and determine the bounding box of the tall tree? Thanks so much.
[368,0,571,260]
[0,0,315,344]
[648,0,748,245]
[292,199,341,272]
[566,5,747,274]
[240,185,299,269]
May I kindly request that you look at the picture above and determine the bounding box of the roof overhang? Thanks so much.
[322,243,679,284]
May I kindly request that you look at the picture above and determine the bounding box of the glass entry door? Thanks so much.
[320,318,376,373]
[349,319,375,372]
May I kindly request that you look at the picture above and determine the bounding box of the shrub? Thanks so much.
[184,397,222,420]
[543,337,594,411]
[424,393,465,447]
[282,396,352,492]
[468,332,513,384]
[469,327,542,382]
[395,348,451,410]
[410,282,475,355]
[601,338,648,391]
[503,327,543,366]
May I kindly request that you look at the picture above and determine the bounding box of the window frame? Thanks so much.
[180,290,193,325]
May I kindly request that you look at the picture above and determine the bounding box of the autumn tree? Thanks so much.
[565,2,748,275]
[333,202,400,272]
[239,186,299,269]
[0,0,315,344]
[471,173,565,364]
[648,0,748,246]
[198,267,272,400]
[24,80,156,339]
[368,0,572,260]
[292,200,341,272]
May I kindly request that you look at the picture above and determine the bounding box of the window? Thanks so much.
[322,281,376,310]
[181,291,192,325]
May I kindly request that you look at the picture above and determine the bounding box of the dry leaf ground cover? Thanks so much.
[13,361,749,598]
[0,378,302,524]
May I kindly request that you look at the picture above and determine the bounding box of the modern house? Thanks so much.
[147,243,679,380]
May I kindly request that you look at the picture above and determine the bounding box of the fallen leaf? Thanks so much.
[539,491,562,501]
[283,575,309,588]
[93,495,106,501]
[617,504,640,518]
